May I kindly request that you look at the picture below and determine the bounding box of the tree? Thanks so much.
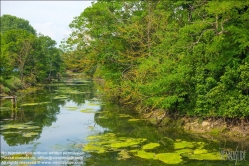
[1,29,36,82]
[1,14,63,92]
[63,0,249,119]
[0,14,36,35]
[33,35,62,82]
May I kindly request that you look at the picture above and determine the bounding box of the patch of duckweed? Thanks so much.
[174,140,195,149]
[47,83,65,86]
[1,131,21,134]
[155,153,183,164]
[97,115,108,119]
[130,149,139,153]
[128,119,144,122]
[174,141,223,161]
[83,133,147,154]
[117,150,131,160]
[135,150,155,159]
[53,95,68,99]
[142,143,160,150]
[54,87,90,94]
[21,102,51,106]
[119,114,132,118]
[82,133,223,163]
[182,151,222,160]
[83,144,106,153]
[1,123,40,130]
[175,148,193,154]
[66,84,87,86]
[80,109,96,113]
[67,90,90,94]
[194,148,208,154]
[22,132,39,137]
[25,126,40,129]
[110,138,146,148]
[88,103,101,107]
[65,106,78,111]
[69,91,91,94]
[64,80,90,83]
[87,133,116,140]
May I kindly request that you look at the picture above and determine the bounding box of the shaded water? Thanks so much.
[0,78,248,166]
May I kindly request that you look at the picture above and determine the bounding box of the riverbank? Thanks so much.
[93,76,249,140]
[141,109,249,142]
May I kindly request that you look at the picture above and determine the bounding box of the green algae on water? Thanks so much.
[22,132,39,137]
[21,102,51,106]
[117,150,131,160]
[142,143,160,150]
[128,119,142,122]
[119,114,132,118]
[155,153,183,164]
[174,140,195,149]
[80,109,96,113]
[53,95,68,99]
[1,123,40,130]
[182,151,222,160]
[83,133,147,153]
[135,150,155,159]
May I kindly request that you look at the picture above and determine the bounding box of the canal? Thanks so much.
[0,77,248,165]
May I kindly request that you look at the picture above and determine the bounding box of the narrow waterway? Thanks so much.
[0,77,248,166]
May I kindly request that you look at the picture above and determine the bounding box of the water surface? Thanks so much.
[1,78,248,165]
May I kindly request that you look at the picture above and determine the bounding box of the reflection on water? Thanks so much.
[0,78,104,165]
[0,78,248,166]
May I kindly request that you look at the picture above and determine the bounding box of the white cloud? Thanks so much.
[1,1,94,46]
[34,22,56,38]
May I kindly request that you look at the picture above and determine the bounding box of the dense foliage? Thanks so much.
[1,15,63,93]
[62,0,249,118]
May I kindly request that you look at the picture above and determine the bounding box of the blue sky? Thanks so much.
[1,1,94,46]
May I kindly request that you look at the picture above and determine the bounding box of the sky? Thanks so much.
[1,1,94,47]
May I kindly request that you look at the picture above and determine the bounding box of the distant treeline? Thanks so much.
[1,14,64,93]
